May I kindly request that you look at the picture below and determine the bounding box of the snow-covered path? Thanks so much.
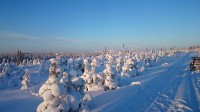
[89,53,200,112]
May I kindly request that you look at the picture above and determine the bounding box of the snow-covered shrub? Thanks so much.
[20,69,30,90]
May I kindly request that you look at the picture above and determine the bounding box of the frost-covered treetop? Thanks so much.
[55,53,61,60]
[116,57,122,63]
[50,58,57,64]
[104,63,115,76]
[91,59,97,73]
[83,59,89,66]
[49,58,60,78]
[91,59,97,66]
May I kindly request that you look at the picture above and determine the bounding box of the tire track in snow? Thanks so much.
[167,70,200,112]
[188,72,200,111]
[144,73,183,112]
[145,53,191,112]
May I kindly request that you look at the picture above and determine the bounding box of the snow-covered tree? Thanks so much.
[121,64,130,77]
[22,59,26,66]
[37,58,68,112]
[26,59,29,65]
[91,58,97,74]
[81,58,105,91]
[95,73,105,91]
[104,63,118,90]
[60,68,88,111]
[0,62,16,84]
[69,59,83,78]
[116,57,122,73]
[0,58,6,71]
[75,58,84,76]
[107,54,114,65]
[20,69,30,90]
[91,58,105,91]
[33,59,40,65]
[61,72,85,111]
[81,59,93,91]
[126,57,137,77]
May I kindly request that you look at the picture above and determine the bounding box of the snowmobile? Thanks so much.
[190,57,200,72]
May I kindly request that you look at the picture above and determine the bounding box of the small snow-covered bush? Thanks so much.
[20,69,30,90]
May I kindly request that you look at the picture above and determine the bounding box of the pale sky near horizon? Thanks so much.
[0,0,200,52]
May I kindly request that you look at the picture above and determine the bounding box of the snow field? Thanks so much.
[0,51,199,112]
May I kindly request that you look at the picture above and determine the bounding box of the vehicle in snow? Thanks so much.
[190,57,200,72]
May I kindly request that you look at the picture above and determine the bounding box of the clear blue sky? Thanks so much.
[0,0,200,52]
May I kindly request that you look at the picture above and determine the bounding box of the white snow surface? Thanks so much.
[0,52,199,112]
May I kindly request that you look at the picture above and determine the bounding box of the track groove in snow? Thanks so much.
[144,53,189,112]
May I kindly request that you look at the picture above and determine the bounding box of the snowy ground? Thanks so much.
[0,53,199,112]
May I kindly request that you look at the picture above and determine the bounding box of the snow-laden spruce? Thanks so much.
[38,58,89,112]
[120,56,137,77]
[82,58,105,91]
[20,69,30,90]
[60,70,91,112]
[126,57,137,77]
[104,63,118,90]
[37,58,68,112]
[81,59,93,91]
[90,58,105,91]
[121,64,130,77]
[116,56,122,73]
